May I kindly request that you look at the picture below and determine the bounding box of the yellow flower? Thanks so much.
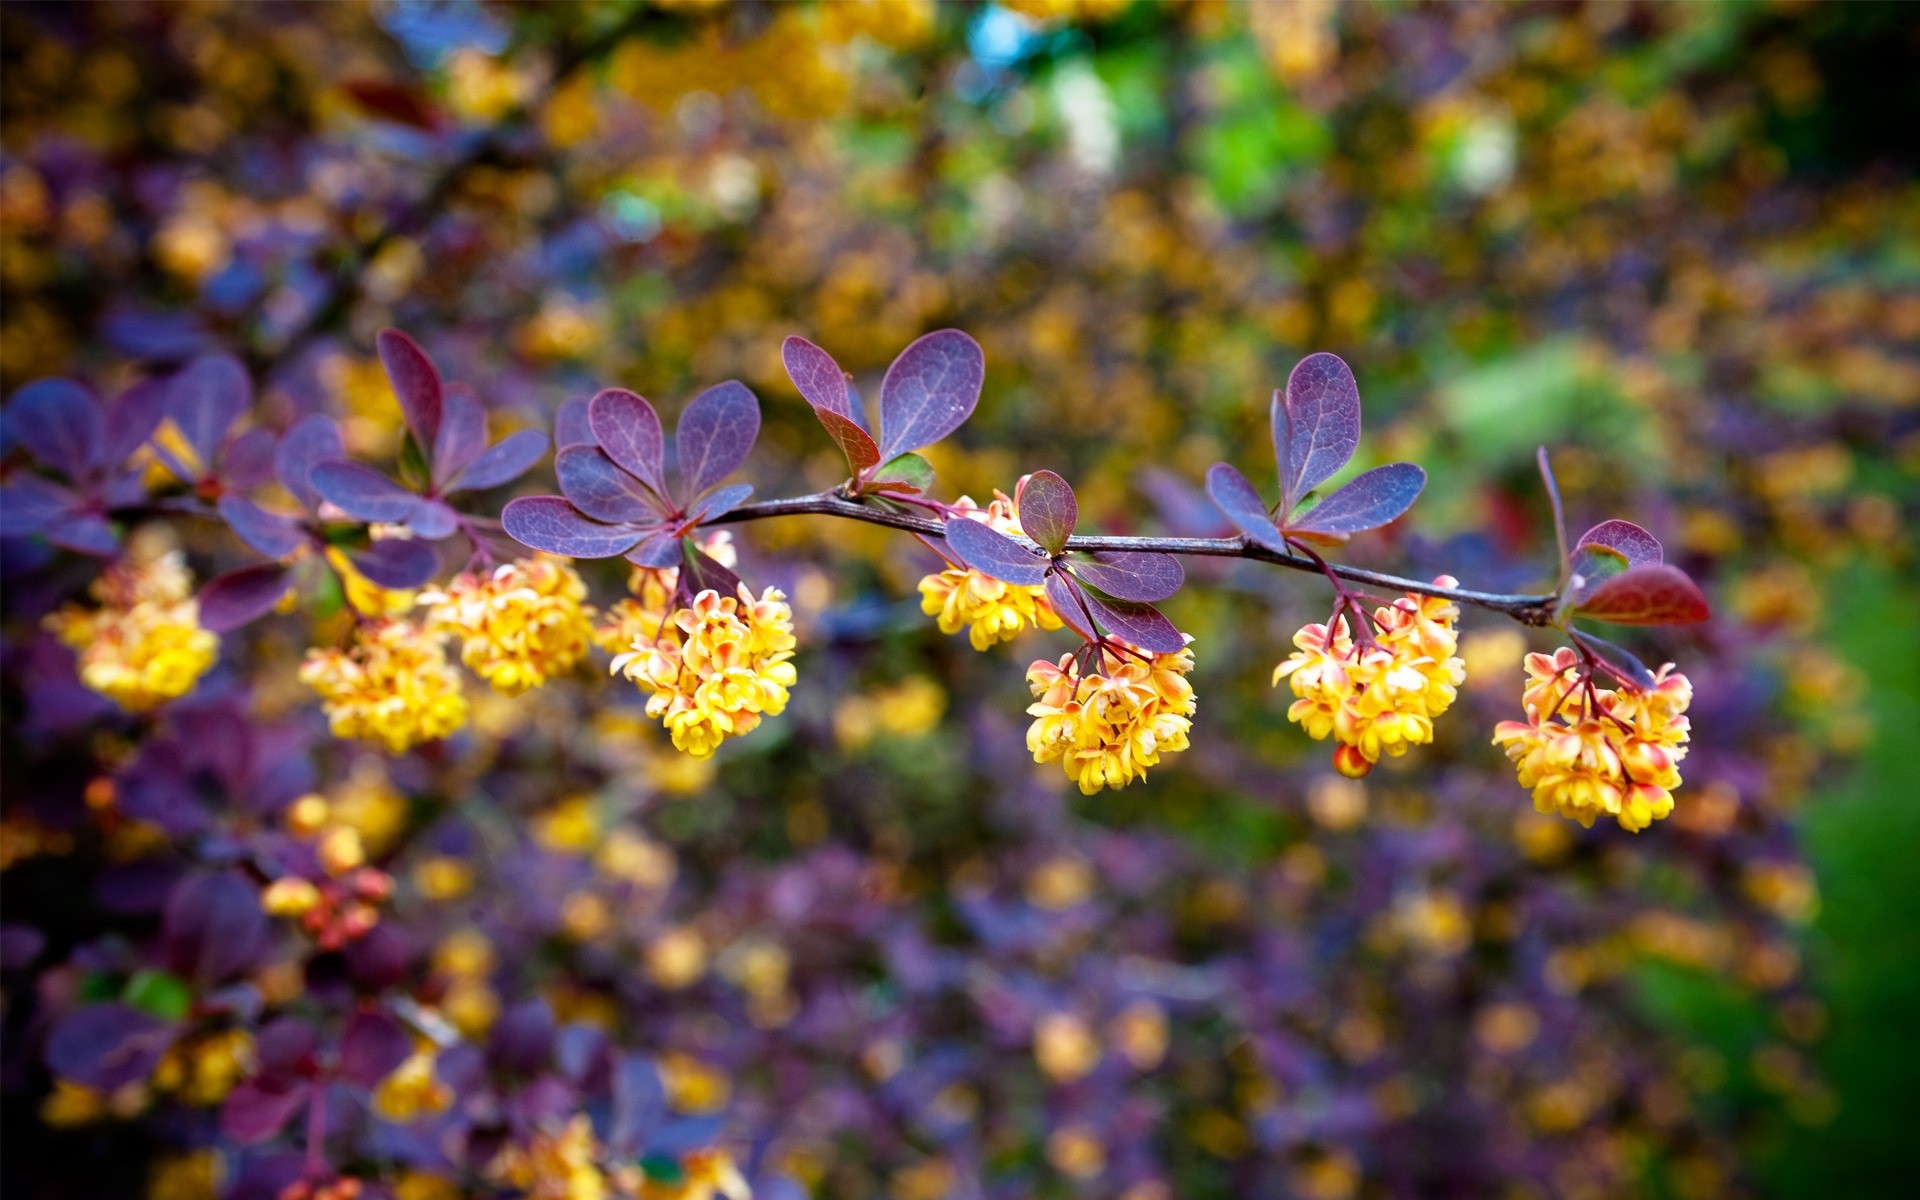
[594,531,736,654]
[325,545,419,617]
[372,1051,453,1123]
[609,585,797,759]
[299,620,468,753]
[1273,579,1466,777]
[45,539,218,711]
[1024,638,1196,795]
[1492,647,1693,833]
[918,489,1064,650]
[423,555,595,695]
[489,1114,606,1200]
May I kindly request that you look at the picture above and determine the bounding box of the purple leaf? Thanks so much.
[1277,352,1361,513]
[377,329,443,452]
[675,380,759,499]
[1079,589,1187,654]
[46,1003,175,1090]
[556,445,662,523]
[310,461,421,523]
[1572,563,1711,625]
[432,387,488,486]
[1569,628,1657,691]
[1070,551,1183,601]
[447,429,547,492]
[1016,470,1076,554]
[407,499,460,539]
[274,415,344,513]
[942,516,1049,585]
[1287,463,1426,536]
[877,329,984,462]
[163,870,270,986]
[6,378,103,478]
[685,481,753,524]
[167,353,250,468]
[782,335,862,423]
[1576,519,1662,568]
[489,999,557,1073]
[589,388,667,500]
[677,539,743,602]
[555,396,592,448]
[220,427,278,490]
[1140,466,1233,539]
[47,512,120,556]
[220,1078,311,1145]
[1043,572,1096,640]
[609,1055,666,1155]
[1204,462,1287,552]
[104,379,171,466]
[502,496,644,558]
[0,477,76,536]
[624,530,681,569]
[254,1016,318,1076]
[1564,543,1630,606]
[339,1010,412,1088]
[349,537,438,589]
[816,407,881,477]
[218,496,305,559]
[199,564,293,631]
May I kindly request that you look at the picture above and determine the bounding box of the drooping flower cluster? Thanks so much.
[918,489,1063,650]
[422,555,595,695]
[298,620,470,753]
[609,585,798,759]
[1025,639,1196,794]
[1273,579,1466,778]
[1492,647,1693,832]
[593,532,736,656]
[43,534,218,712]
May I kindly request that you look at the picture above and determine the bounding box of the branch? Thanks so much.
[708,493,1559,624]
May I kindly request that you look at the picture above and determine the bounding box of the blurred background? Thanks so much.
[3,2,1917,1198]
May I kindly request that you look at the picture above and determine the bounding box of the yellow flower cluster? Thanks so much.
[610,586,798,760]
[1492,648,1693,833]
[918,490,1063,650]
[299,620,469,753]
[422,555,595,695]
[1025,639,1196,794]
[372,1050,453,1123]
[489,1114,606,1200]
[1273,579,1466,778]
[594,533,736,656]
[45,538,218,711]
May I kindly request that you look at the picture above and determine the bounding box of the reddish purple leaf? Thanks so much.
[1079,589,1187,654]
[167,353,250,468]
[6,378,103,478]
[0,477,76,536]
[816,406,881,477]
[220,427,278,490]
[376,329,443,453]
[877,330,984,461]
[163,870,270,986]
[1573,563,1711,625]
[217,496,305,559]
[1576,519,1662,568]
[341,78,443,130]
[1070,551,1183,601]
[1043,572,1097,640]
[781,336,864,425]
[253,1016,318,1076]
[310,461,421,523]
[432,387,488,486]
[942,516,1049,585]
[556,445,661,523]
[685,482,753,525]
[1016,470,1076,554]
[502,496,645,558]
[589,388,667,500]
[1287,463,1426,537]
[489,999,558,1074]
[339,1010,412,1088]
[199,564,293,631]
[1569,628,1658,691]
[1277,352,1361,513]
[625,531,681,569]
[676,540,742,604]
[1204,462,1287,552]
[675,380,759,499]
[46,1003,176,1090]
[104,379,171,466]
[1564,543,1629,606]
[274,415,344,513]
[47,513,120,556]
[220,1078,311,1145]
[449,429,547,492]
[349,537,438,589]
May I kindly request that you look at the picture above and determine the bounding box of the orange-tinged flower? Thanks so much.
[919,489,1063,650]
[1025,638,1196,794]
[609,584,797,759]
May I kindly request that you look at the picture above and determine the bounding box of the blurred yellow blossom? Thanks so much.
[46,535,218,711]
[424,555,595,694]
[300,619,468,753]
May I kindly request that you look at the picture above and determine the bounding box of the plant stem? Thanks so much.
[706,492,1559,624]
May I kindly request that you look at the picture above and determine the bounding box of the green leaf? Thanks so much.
[124,970,193,1021]
[865,452,934,495]
[1563,543,1630,607]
